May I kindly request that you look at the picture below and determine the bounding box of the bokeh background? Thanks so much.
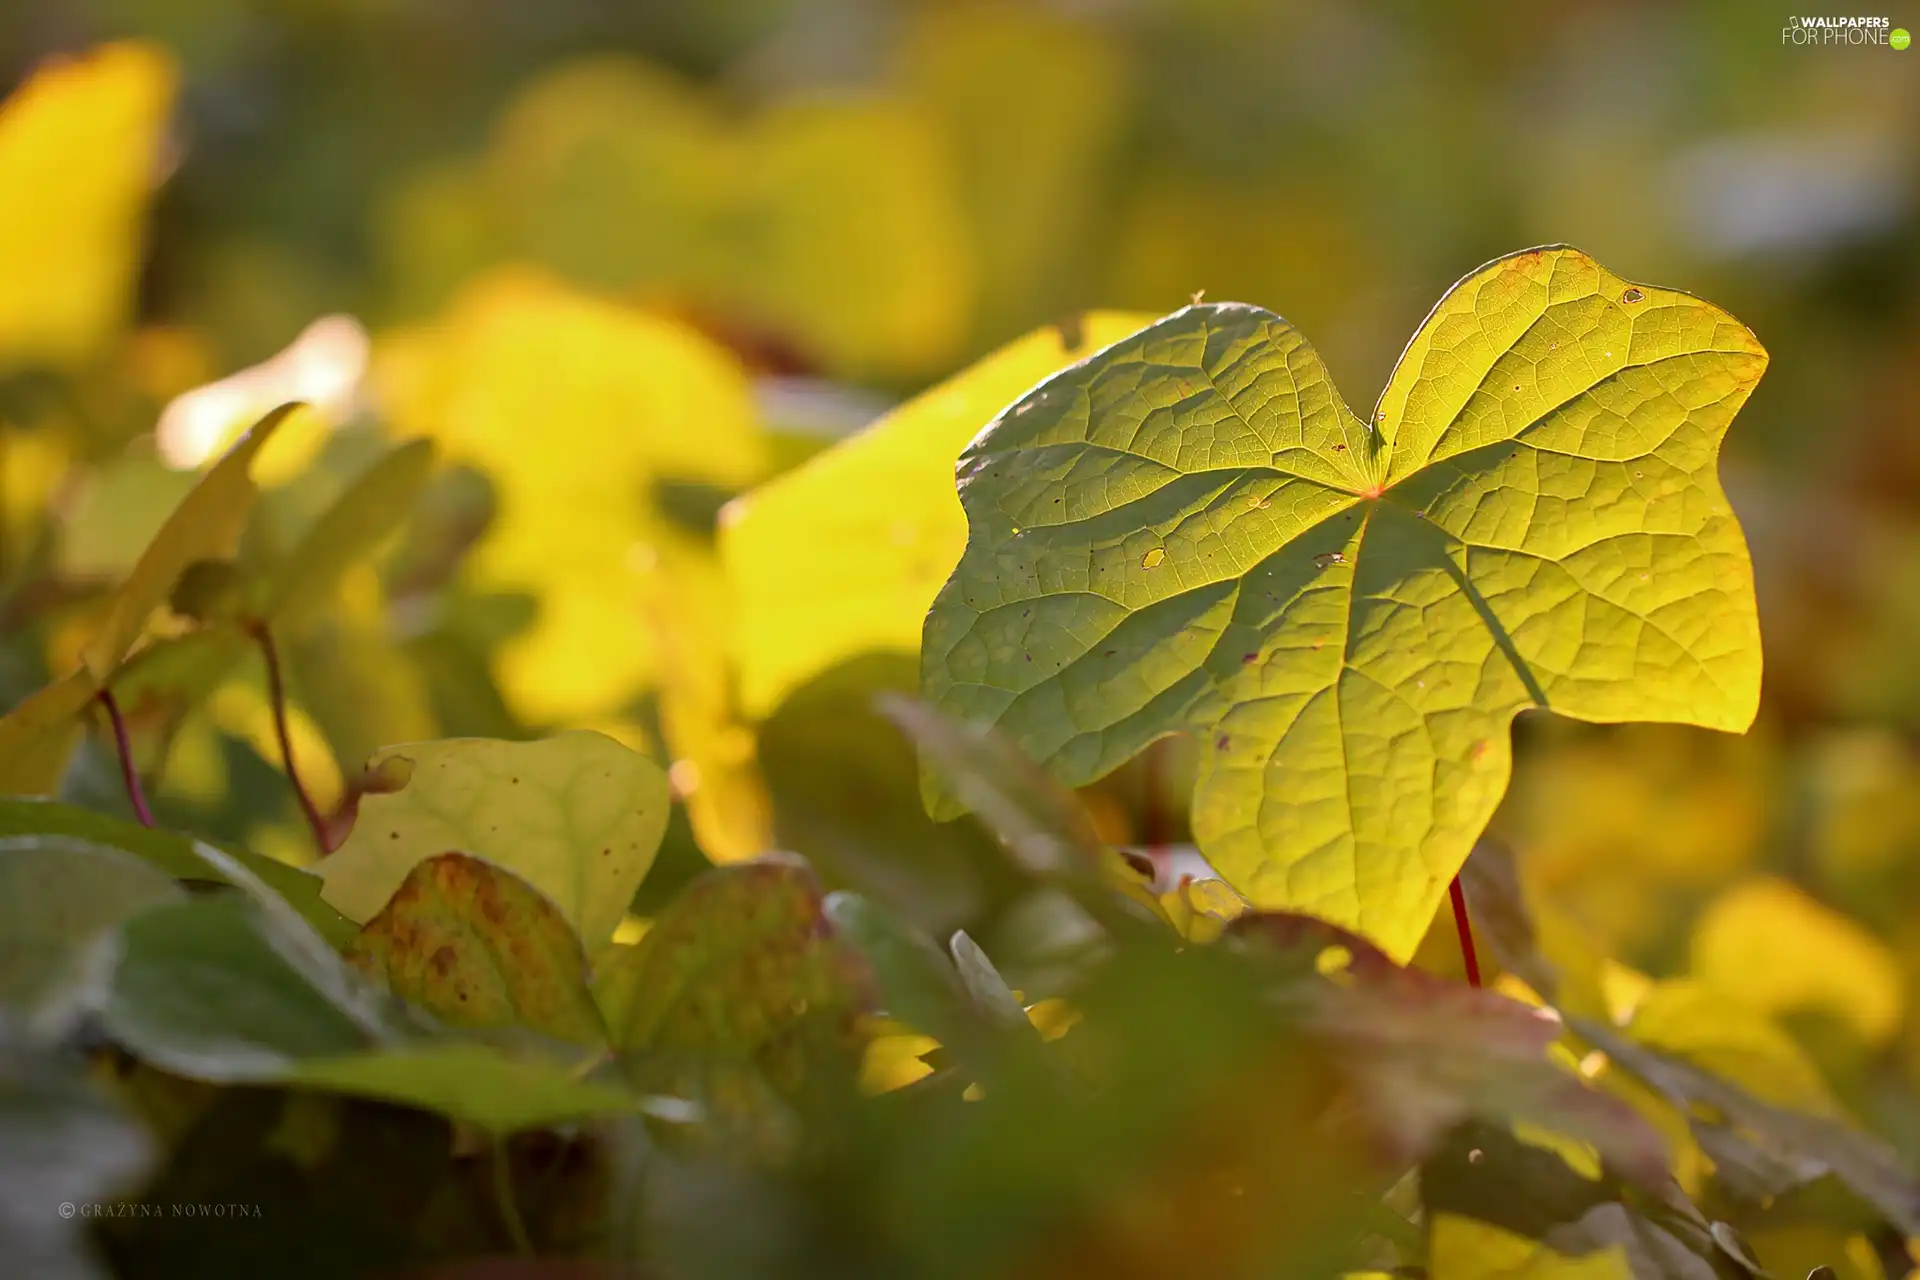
[4,0,1920,1257]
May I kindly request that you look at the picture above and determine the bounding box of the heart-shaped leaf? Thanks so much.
[922,247,1766,959]
[347,852,606,1045]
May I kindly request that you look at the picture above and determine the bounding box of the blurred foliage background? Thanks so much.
[4,1,1920,1271]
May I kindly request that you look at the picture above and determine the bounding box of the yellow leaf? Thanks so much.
[0,670,97,795]
[82,405,290,681]
[375,268,766,722]
[1690,875,1904,1048]
[317,731,671,950]
[641,533,772,864]
[490,57,973,379]
[722,312,1156,719]
[895,5,1127,346]
[1428,1216,1632,1279]
[1627,977,1841,1115]
[0,42,176,368]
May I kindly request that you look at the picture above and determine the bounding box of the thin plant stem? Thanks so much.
[248,620,329,854]
[95,687,155,828]
[1448,875,1481,988]
[490,1139,534,1256]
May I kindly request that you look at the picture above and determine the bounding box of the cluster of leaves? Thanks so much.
[0,38,1916,1280]
[2,225,1915,1280]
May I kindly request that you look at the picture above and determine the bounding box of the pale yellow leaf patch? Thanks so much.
[723,312,1157,719]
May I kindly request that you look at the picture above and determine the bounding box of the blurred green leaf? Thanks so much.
[596,858,871,1114]
[257,437,435,628]
[0,1035,153,1280]
[100,895,380,1081]
[0,835,183,1014]
[283,1044,645,1135]
[0,798,355,947]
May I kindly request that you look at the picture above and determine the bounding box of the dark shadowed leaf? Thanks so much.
[347,853,606,1046]
[0,1034,153,1280]
[283,1043,647,1134]
[1231,912,1671,1190]
[595,858,872,1119]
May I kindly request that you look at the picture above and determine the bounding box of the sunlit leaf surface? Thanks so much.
[924,248,1765,959]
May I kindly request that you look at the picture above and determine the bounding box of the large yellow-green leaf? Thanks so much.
[922,248,1766,960]
[346,852,606,1045]
[723,312,1156,719]
[318,731,671,950]
[0,42,176,369]
[376,267,765,722]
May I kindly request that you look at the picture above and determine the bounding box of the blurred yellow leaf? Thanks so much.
[1626,977,1840,1115]
[1428,1216,1631,1279]
[894,5,1127,346]
[722,312,1156,719]
[859,1023,939,1095]
[376,268,765,722]
[0,670,97,794]
[490,57,973,379]
[641,529,773,864]
[0,42,176,369]
[1690,876,1905,1048]
[1499,725,1769,956]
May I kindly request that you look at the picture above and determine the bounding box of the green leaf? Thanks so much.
[257,437,436,627]
[0,798,356,949]
[0,1035,154,1280]
[595,858,871,1093]
[346,852,606,1046]
[100,896,379,1081]
[82,403,292,681]
[0,835,184,1013]
[721,312,1156,718]
[281,1043,646,1135]
[756,655,1012,937]
[318,731,671,950]
[922,248,1766,960]
[821,890,979,1053]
